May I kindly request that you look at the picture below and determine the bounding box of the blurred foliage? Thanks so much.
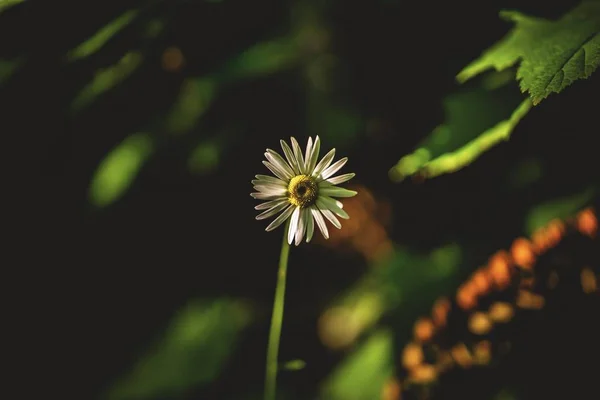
[0,0,23,13]
[379,244,463,307]
[524,186,596,234]
[107,299,253,400]
[320,329,394,400]
[89,132,154,207]
[0,57,21,84]
[72,52,144,112]
[66,10,140,62]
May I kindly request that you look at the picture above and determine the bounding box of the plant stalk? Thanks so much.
[264,221,291,400]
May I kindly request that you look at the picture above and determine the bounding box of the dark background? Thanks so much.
[5,0,598,399]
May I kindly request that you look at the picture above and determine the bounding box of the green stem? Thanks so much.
[264,221,291,400]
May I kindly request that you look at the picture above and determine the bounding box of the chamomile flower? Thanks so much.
[251,136,357,245]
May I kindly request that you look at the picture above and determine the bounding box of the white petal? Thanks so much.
[266,205,295,231]
[288,206,301,245]
[294,208,306,246]
[263,161,291,180]
[305,208,314,242]
[304,137,313,172]
[290,137,306,174]
[312,148,335,178]
[254,175,287,186]
[253,182,288,191]
[253,185,287,196]
[325,173,355,185]
[307,135,320,174]
[317,196,349,219]
[319,186,357,198]
[321,157,348,180]
[252,179,284,187]
[251,192,281,200]
[266,150,294,178]
[256,201,289,220]
[311,206,329,239]
[318,206,342,229]
[255,199,287,210]
[280,140,300,174]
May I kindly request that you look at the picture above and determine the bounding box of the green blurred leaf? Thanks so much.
[71,51,143,112]
[166,78,217,134]
[0,0,23,13]
[458,1,600,105]
[89,133,154,207]
[66,10,139,61]
[507,157,543,188]
[281,359,306,371]
[188,140,221,174]
[320,330,394,400]
[107,299,253,400]
[221,37,300,80]
[389,85,528,181]
[0,58,22,85]
[524,186,596,234]
[143,19,165,38]
[379,244,462,306]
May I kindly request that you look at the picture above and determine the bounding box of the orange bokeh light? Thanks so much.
[414,317,435,342]
[576,208,598,238]
[487,250,513,289]
[511,237,536,269]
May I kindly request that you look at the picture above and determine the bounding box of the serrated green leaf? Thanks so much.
[457,12,551,83]
[389,84,527,181]
[106,299,253,400]
[88,132,154,207]
[518,1,600,104]
[66,10,139,62]
[458,1,600,105]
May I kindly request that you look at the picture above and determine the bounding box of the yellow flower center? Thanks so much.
[288,174,318,208]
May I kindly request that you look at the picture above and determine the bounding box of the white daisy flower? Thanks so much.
[251,136,357,246]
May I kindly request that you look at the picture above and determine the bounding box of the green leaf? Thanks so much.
[0,0,24,13]
[188,140,221,175]
[66,10,139,61]
[320,330,394,400]
[378,243,462,307]
[524,186,596,234]
[106,299,253,400]
[220,37,300,80]
[71,51,142,112]
[389,84,529,181]
[281,359,307,371]
[88,133,154,207]
[458,0,600,105]
[166,77,218,134]
[418,98,531,179]
[0,58,22,85]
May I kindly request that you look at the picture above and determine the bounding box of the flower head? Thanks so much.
[251,136,357,245]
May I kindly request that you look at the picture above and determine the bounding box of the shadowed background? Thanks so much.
[5,0,599,399]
